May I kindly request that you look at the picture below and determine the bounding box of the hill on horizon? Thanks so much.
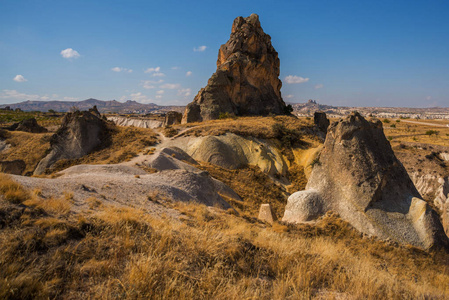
[0,98,185,114]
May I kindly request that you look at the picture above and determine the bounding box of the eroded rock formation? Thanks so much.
[182,14,287,123]
[34,108,110,175]
[8,118,48,133]
[283,112,448,250]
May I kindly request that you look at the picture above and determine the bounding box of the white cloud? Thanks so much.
[141,80,164,89]
[120,92,154,104]
[160,83,181,89]
[0,89,75,102]
[193,45,207,52]
[285,94,294,99]
[156,90,165,95]
[426,96,432,101]
[171,66,179,70]
[13,75,27,82]
[144,66,161,73]
[60,48,80,59]
[155,95,162,99]
[284,75,309,84]
[314,84,324,89]
[152,72,165,77]
[111,67,132,73]
[178,88,191,97]
[186,71,192,77]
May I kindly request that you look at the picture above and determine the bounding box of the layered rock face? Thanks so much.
[182,14,287,123]
[34,109,110,175]
[283,112,448,250]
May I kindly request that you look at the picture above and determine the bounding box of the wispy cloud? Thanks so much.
[426,96,432,101]
[285,94,294,99]
[193,45,207,52]
[144,67,160,73]
[152,72,165,77]
[284,75,309,84]
[60,48,80,59]
[156,90,165,95]
[141,80,164,89]
[314,84,324,89]
[171,66,179,70]
[111,67,132,73]
[178,88,191,97]
[186,71,192,77]
[160,83,181,89]
[13,75,27,82]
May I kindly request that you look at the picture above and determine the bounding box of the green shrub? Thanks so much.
[383,119,390,124]
[425,130,439,136]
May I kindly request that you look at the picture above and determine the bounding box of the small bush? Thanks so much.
[396,119,400,122]
[387,136,393,141]
[425,130,439,136]
[390,124,396,128]
[383,119,390,123]
[218,112,236,120]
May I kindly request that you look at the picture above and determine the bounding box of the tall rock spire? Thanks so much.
[182,14,287,123]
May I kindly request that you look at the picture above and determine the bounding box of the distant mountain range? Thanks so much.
[0,98,185,114]
[1,98,448,119]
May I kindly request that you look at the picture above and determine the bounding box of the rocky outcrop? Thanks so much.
[163,111,182,127]
[107,116,163,129]
[314,111,330,134]
[0,160,26,175]
[9,118,48,133]
[182,14,287,123]
[34,109,110,175]
[282,112,448,250]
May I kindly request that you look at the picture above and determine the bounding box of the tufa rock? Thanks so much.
[0,160,26,175]
[182,14,287,123]
[314,111,330,134]
[258,203,276,224]
[34,108,110,175]
[9,118,48,133]
[282,112,448,250]
[164,111,182,127]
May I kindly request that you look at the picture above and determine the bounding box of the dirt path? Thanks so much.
[402,120,449,128]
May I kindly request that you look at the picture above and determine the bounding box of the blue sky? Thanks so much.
[1,0,448,107]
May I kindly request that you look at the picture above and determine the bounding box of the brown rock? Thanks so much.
[164,111,182,126]
[10,118,48,133]
[182,14,287,123]
[0,160,26,175]
[314,111,330,134]
[258,203,276,224]
[283,112,449,250]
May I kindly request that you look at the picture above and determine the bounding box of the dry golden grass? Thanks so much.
[196,163,307,218]
[0,173,29,204]
[0,131,52,174]
[381,118,449,147]
[49,126,158,173]
[1,181,449,299]
[176,115,315,141]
